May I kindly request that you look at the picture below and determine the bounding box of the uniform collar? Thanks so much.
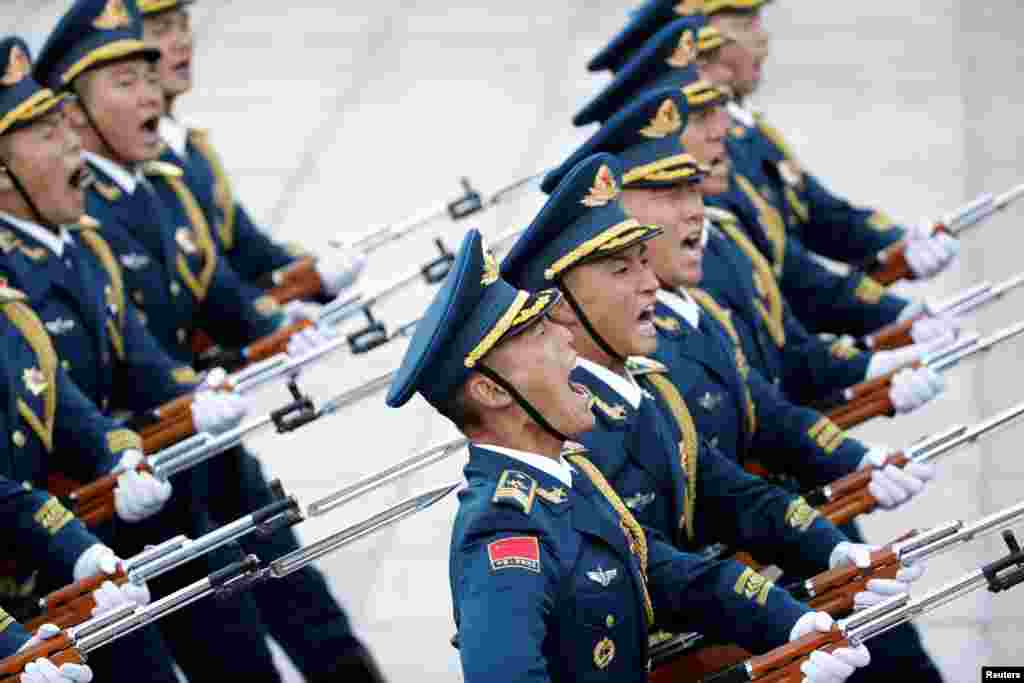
[159,115,188,159]
[726,100,755,128]
[656,288,700,329]
[84,151,141,194]
[476,443,574,488]
[575,357,642,409]
[0,211,73,257]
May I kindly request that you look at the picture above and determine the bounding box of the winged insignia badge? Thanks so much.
[586,566,618,588]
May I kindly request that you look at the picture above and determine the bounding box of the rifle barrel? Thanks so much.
[914,400,1024,466]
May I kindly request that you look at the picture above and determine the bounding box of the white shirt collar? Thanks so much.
[159,115,188,159]
[657,288,701,330]
[575,357,643,409]
[726,100,756,128]
[0,212,73,257]
[477,444,574,488]
[84,151,140,194]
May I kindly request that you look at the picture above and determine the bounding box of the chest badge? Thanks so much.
[22,367,47,396]
[175,227,199,255]
[593,637,616,669]
[119,253,151,270]
[699,392,723,412]
[586,566,618,588]
[44,318,75,336]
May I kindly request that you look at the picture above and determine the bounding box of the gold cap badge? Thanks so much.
[639,98,683,139]
[667,30,697,68]
[581,164,619,208]
[481,247,499,286]
[2,46,30,87]
[674,0,703,15]
[93,0,132,30]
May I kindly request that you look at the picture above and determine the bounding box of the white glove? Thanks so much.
[896,300,925,322]
[191,390,248,434]
[859,448,936,510]
[854,563,924,609]
[113,450,172,523]
[90,579,150,617]
[315,249,367,297]
[910,314,961,346]
[72,544,120,581]
[286,323,339,359]
[888,366,945,414]
[865,330,956,379]
[282,300,322,326]
[789,612,871,683]
[904,220,959,279]
[19,657,93,683]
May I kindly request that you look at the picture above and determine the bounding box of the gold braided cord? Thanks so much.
[162,175,218,301]
[641,374,699,544]
[544,220,644,280]
[732,174,786,275]
[464,291,529,368]
[4,302,57,451]
[713,209,786,347]
[188,129,239,249]
[79,230,127,360]
[565,453,655,627]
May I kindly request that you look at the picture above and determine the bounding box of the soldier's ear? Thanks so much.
[548,297,579,328]
[62,98,91,132]
[466,372,512,411]
[0,164,16,193]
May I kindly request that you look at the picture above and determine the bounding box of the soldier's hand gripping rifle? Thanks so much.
[699,529,1024,683]
[0,481,458,681]
[822,318,1024,429]
[859,270,1024,351]
[865,182,1024,285]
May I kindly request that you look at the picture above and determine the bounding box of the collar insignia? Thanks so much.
[175,227,198,255]
[0,231,18,254]
[653,315,681,332]
[624,491,655,512]
[586,566,619,588]
[93,0,132,30]
[592,395,627,421]
[45,318,75,335]
[2,46,30,86]
[640,99,683,139]
[17,244,46,262]
[119,253,151,270]
[536,486,568,504]
[22,367,47,396]
[699,391,723,412]
[667,30,697,68]
[91,180,122,202]
[581,164,618,207]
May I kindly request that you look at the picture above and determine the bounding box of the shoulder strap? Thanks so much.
[565,453,654,628]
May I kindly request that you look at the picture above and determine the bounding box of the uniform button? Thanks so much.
[177,329,187,344]
[61,360,70,371]
[22,481,32,490]
[12,430,25,447]
[170,282,181,297]
[64,258,73,269]
[606,615,615,628]
[133,291,144,305]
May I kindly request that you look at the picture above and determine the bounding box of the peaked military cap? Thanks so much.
[138,0,195,16]
[386,229,561,411]
[0,38,65,136]
[574,16,728,126]
[542,87,705,194]
[703,0,773,16]
[34,0,160,91]
[588,1,728,73]
[502,154,663,293]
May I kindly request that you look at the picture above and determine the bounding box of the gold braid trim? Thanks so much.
[565,453,654,628]
[785,187,810,223]
[733,174,786,276]
[78,230,126,361]
[641,374,699,544]
[188,129,238,250]
[3,302,57,451]
[687,289,758,436]
[464,291,529,368]
[714,217,786,347]
[544,220,644,280]
[162,175,219,302]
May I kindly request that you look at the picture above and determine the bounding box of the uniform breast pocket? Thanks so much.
[570,558,638,680]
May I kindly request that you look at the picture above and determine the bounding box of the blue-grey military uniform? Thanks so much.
[0,606,30,656]
[573,16,912,339]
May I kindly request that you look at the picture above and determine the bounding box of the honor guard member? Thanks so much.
[573,15,943,339]
[33,5,383,680]
[536,89,938,520]
[581,18,952,407]
[139,0,366,303]
[387,227,870,682]
[1,612,94,683]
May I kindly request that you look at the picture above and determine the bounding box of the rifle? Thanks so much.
[824,318,1024,429]
[0,481,457,680]
[860,271,1024,351]
[865,182,1024,285]
[697,529,1024,682]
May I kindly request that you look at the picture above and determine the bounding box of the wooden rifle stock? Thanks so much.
[0,646,84,683]
[141,413,197,454]
[819,489,879,527]
[648,644,751,683]
[862,318,916,351]
[266,257,323,304]
[867,223,951,286]
[0,633,73,677]
[744,627,845,681]
[827,390,896,430]
[242,319,313,364]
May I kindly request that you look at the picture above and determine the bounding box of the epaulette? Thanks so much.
[0,278,26,303]
[704,206,739,226]
[492,470,537,515]
[753,113,797,160]
[141,160,184,179]
[624,356,668,377]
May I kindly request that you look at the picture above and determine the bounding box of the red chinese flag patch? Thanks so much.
[487,536,541,573]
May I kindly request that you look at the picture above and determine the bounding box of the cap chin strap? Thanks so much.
[0,158,52,228]
[73,84,121,165]
[559,283,626,364]
[475,364,569,444]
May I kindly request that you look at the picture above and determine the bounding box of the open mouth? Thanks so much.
[172,59,191,79]
[68,165,92,191]
[637,304,657,336]
[141,115,160,135]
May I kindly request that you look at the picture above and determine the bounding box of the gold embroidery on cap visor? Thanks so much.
[703,0,771,14]
[543,221,661,281]
[682,81,729,109]
[622,154,703,186]
[62,40,153,84]
[138,0,187,13]
[463,291,557,369]
[0,90,64,136]
[697,26,729,53]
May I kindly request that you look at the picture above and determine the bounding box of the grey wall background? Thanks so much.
[10,1,1024,680]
